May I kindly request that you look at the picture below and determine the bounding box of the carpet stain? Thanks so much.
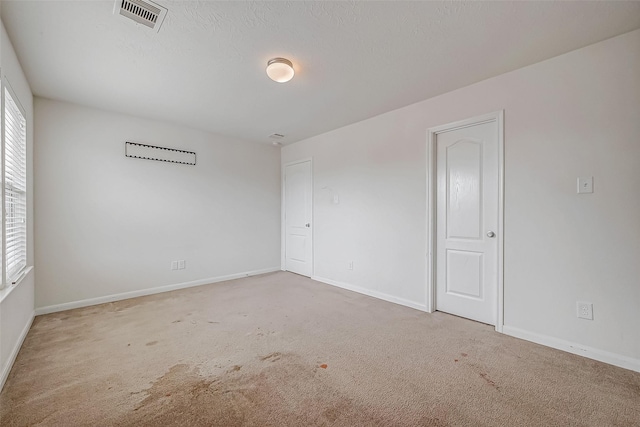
[260,352,282,362]
[145,341,158,346]
[319,364,328,369]
[322,399,352,423]
[113,354,399,426]
[461,353,468,357]
[172,319,182,323]
[125,364,247,425]
[479,372,499,389]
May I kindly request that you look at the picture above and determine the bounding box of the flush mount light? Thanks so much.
[266,58,295,83]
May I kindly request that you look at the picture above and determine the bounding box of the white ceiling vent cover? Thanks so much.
[114,0,167,32]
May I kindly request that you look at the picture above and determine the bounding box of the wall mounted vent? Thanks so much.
[114,0,167,32]
[125,142,196,165]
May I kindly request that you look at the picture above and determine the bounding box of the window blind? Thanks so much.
[4,87,27,283]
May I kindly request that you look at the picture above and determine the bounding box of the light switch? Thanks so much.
[577,177,593,194]
[333,195,340,204]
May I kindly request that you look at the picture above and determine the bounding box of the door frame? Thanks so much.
[281,158,314,275]
[426,111,505,332]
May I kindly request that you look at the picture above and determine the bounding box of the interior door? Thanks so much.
[435,120,498,325]
[285,160,312,277]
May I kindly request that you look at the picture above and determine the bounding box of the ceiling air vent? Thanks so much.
[114,0,167,32]
[269,134,285,146]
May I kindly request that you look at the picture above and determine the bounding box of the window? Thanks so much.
[3,86,27,284]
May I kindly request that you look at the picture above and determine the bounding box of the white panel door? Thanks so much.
[436,120,498,325]
[285,161,312,277]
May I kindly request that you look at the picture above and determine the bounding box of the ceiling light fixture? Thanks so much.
[266,58,294,83]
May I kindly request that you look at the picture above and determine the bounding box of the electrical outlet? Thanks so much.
[178,260,186,269]
[171,261,178,270]
[348,261,353,270]
[577,301,593,320]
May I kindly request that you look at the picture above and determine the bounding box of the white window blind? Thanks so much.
[4,87,27,283]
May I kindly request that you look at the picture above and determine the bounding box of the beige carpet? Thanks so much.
[1,271,639,426]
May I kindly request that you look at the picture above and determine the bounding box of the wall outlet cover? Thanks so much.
[577,301,593,320]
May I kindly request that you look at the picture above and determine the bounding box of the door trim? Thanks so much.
[426,111,504,332]
[281,158,313,275]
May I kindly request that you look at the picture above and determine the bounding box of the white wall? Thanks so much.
[35,99,281,310]
[0,18,35,390]
[282,30,640,369]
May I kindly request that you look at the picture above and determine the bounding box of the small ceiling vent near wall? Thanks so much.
[114,0,167,32]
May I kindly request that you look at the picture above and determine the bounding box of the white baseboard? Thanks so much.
[1,310,35,391]
[502,325,640,373]
[35,267,280,316]
[312,275,428,312]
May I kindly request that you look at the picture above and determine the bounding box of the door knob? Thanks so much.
[305,223,310,228]
[486,231,495,238]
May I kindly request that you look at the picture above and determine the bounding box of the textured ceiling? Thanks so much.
[2,1,640,145]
